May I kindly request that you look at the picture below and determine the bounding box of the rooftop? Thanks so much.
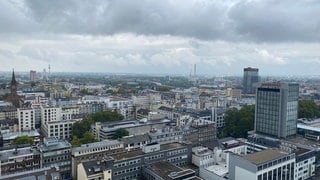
[205,164,228,177]
[0,167,60,180]
[0,147,40,162]
[111,142,185,161]
[72,140,122,153]
[192,146,213,156]
[2,130,40,140]
[243,149,289,165]
[82,158,113,177]
[120,134,151,144]
[146,161,195,180]
[39,138,71,152]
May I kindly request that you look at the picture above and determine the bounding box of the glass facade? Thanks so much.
[243,67,259,94]
[255,83,299,138]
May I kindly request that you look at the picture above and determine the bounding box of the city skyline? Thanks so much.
[0,0,320,75]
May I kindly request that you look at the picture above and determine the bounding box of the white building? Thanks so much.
[229,149,296,180]
[18,108,35,131]
[192,146,215,168]
[41,107,81,139]
[41,107,62,124]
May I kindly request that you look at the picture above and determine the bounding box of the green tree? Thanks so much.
[298,100,320,118]
[72,118,93,138]
[70,136,82,147]
[13,135,34,145]
[112,128,129,139]
[157,86,172,92]
[222,105,255,138]
[92,110,124,123]
[80,132,98,144]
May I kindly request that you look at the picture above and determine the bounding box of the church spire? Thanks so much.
[11,69,17,85]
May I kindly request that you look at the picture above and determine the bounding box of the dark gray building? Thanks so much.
[255,82,299,138]
[0,146,41,176]
[75,142,193,179]
[0,167,61,180]
[38,137,72,179]
[243,67,260,94]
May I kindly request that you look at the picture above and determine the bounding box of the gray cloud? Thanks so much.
[0,0,313,42]
[1,0,320,75]
[229,0,320,42]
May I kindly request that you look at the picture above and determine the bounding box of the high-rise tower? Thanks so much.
[254,82,299,138]
[243,67,260,94]
[30,70,37,81]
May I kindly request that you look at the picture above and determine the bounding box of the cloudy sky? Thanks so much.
[0,0,320,76]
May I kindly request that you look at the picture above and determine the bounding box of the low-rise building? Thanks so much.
[38,137,72,179]
[192,146,215,168]
[0,167,61,180]
[229,149,295,180]
[2,130,40,147]
[0,146,41,176]
[72,140,125,179]
[142,161,200,180]
[77,158,113,180]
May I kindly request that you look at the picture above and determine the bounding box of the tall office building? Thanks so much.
[243,67,260,94]
[255,82,299,138]
[30,70,37,81]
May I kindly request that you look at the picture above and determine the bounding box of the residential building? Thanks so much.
[243,67,259,94]
[38,137,72,179]
[0,167,61,180]
[77,158,113,180]
[2,130,40,147]
[72,140,125,179]
[148,127,183,145]
[212,107,226,129]
[184,121,217,145]
[110,142,192,180]
[255,82,299,138]
[41,118,79,139]
[17,108,35,131]
[0,106,17,120]
[41,107,81,139]
[0,146,41,176]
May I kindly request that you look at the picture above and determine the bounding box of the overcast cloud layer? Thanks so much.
[0,0,320,75]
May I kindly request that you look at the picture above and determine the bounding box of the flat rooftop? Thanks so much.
[147,161,195,180]
[243,149,289,165]
[2,130,40,140]
[111,142,185,161]
[0,147,40,161]
[205,164,228,177]
[72,140,122,153]
[39,140,71,152]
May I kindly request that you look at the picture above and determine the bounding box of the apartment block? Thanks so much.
[38,137,72,179]
[18,108,35,131]
[0,146,41,176]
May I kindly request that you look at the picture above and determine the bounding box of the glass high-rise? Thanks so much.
[255,82,299,138]
[243,67,260,94]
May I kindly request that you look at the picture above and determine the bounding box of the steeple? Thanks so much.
[7,69,22,108]
[11,69,17,85]
[10,69,17,94]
